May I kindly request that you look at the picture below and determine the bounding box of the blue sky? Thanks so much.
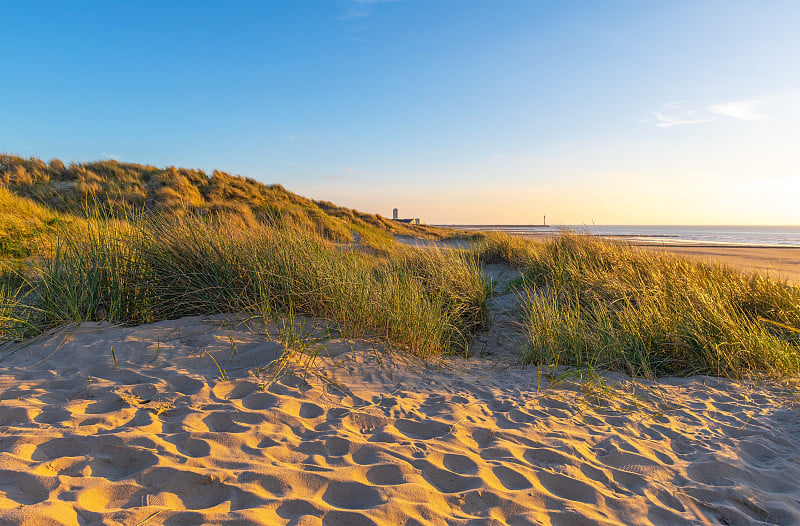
[2,1,798,224]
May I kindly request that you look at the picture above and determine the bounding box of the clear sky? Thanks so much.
[2,1,798,225]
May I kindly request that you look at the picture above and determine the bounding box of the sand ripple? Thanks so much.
[0,316,799,525]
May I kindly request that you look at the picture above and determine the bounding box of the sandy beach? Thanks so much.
[1,314,799,525]
[3,0,798,523]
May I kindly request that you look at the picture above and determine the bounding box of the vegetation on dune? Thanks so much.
[0,154,463,246]
[2,153,799,379]
[0,211,488,357]
[472,232,537,269]
[0,187,71,260]
[514,233,800,379]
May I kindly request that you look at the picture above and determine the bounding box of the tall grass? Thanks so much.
[472,232,536,269]
[0,212,488,357]
[521,233,800,378]
[4,211,799,380]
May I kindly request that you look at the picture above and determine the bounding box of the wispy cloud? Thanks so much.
[709,99,762,121]
[101,152,121,160]
[653,99,763,127]
[653,102,715,127]
[286,135,294,142]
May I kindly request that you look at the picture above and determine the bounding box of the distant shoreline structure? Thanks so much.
[392,207,420,225]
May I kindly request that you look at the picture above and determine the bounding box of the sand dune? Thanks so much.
[1,315,799,525]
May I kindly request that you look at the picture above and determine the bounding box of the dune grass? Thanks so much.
[519,233,800,378]
[0,211,488,357]
[0,154,465,243]
[2,191,799,381]
[0,186,80,263]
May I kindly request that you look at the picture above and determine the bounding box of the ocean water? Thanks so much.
[443,225,800,247]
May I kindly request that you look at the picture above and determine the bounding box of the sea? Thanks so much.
[440,225,800,248]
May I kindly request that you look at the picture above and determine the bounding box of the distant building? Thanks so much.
[391,208,421,225]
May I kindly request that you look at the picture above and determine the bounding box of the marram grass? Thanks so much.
[0,211,488,358]
[520,233,800,378]
[2,208,799,380]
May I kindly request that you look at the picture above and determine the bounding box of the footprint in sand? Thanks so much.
[536,471,600,505]
[607,467,649,493]
[0,406,40,427]
[276,498,322,519]
[367,431,396,443]
[33,406,72,425]
[76,483,143,511]
[597,450,663,477]
[365,464,408,485]
[395,418,450,440]
[351,444,384,465]
[172,433,211,458]
[32,456,86,478]
[299,402,325,419]
[0,436,26,455]
[91,444,159,479]
[89,365,151,385]
[0,470,53,506]
[201,411,249,433]
[140,467,262,510]
[166,375,204,395]
[344,413,391,435]
[480,446,515,462]
[578,463,614,488]
[321,481,385,509]
[442,453,478,475]
[324,436,351,456]
[214,380,259,400]
[32,437,93,461]
[420,465,481,493]
[84,394,127,414]
[488,399,514,412]
[322,510,378,526]
[241,391,278,410]
[238,471,291,497]
[686,460,789,491]
[492,465,532,490]
[470,427,495,447]
[522,447,574,468]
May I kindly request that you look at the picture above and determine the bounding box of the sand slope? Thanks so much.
[1,315,799,525]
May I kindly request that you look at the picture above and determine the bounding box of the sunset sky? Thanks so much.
[2,1,798,225]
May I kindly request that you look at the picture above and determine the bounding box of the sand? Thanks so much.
[1,313,799,525]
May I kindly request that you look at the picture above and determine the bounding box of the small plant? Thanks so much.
[204,350,230,381]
